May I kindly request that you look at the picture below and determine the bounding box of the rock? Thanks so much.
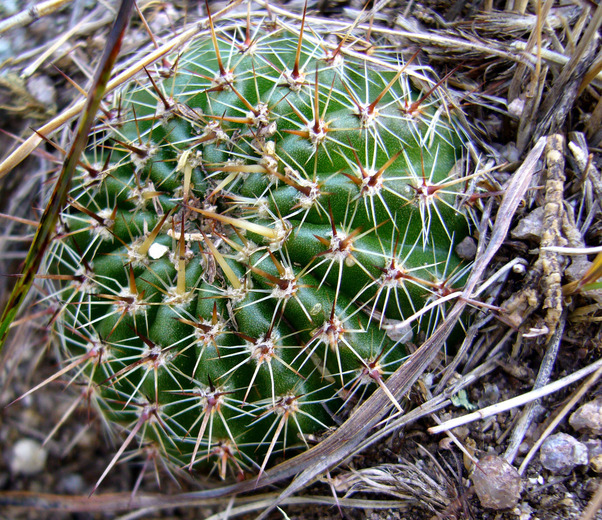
[511,207,545,241]
[590,454,602,473]
[507,98,524,119]
[455,236,477,261]
[582,439,602,472]
[583,438,602,458]
[10,438,47,476]
[570,398,602,435]
[1,0,18,14]
[58,473,85,494]
[26,75,56,108]
[540,433,588,474]
[471,455,522,510]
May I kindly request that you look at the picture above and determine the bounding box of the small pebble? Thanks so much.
[507,98,524,119]
[477,383,500,408]
[471,455,522,510]
[511,207,544,241]
[58,473,85,494]
[584,439,602,472]
[570,398,602,435]
[10,439,48,476]
[500,142,520,163]
[583,438,602,459]
[540,433,588,475]
[455,236,477,261]
[1,0,18,14]
[590,454,602,473]
[26,75,56,108]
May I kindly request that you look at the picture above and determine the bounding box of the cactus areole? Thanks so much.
[48,17,470,481]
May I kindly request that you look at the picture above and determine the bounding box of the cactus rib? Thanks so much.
[43,8,471,482]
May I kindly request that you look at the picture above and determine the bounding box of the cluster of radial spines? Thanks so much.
[115,29,463,230]
[46,235,369,477]
[42,16,469,483]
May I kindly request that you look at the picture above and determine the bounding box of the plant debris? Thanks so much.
[2,0,602,519]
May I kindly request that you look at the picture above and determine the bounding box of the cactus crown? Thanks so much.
[45,7,469,483]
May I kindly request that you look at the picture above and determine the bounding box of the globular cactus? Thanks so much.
[44,7,470,483]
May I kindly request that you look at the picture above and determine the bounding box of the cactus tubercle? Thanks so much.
[44,11,470,482]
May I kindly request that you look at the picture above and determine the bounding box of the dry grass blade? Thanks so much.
[503,311,566,464]
[0,490,405,516]
[563,252,602,294]
[580,480,602,520]
[0,136,548,517]
[0,0,72,34]
[540,2,602,114]
[180,496,407,520]
[0,0,245,180]
[518,362,602,475]
[252,135,548,519]
[0,0,135,353]
[3,0,602,517]
[430,356,602,436]
[530,3,602,145]
[21,12,93,79]
[512,0,552,152]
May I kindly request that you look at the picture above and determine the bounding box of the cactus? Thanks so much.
[44,8,470,483]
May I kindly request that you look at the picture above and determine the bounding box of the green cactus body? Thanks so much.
[48,16,469,481]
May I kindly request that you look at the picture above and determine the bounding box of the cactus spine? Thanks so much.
[45,7,469,482]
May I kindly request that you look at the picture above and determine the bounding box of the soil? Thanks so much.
[1,0,602,519]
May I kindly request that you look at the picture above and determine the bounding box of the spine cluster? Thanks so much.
[46,10,469,481]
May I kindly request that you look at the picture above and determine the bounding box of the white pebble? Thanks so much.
[540,433,588,475]
[570,398,602,435]
[148,242,169,259]
[10,439,48,476]
[507,98,524,119]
